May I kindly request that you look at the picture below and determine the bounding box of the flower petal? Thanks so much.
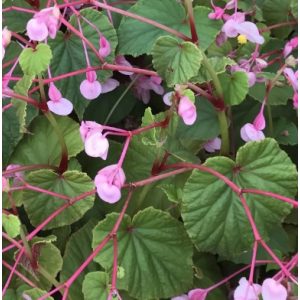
[102,78,120,93]
[238,21,264,44]
[47,98,73,116]
[80,79,102,100]
[26,18,48,41]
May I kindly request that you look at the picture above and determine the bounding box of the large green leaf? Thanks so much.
[182,138,297,259]
[152,36,202,86]
[92,207,193,299]
[82,272,109,300]
[117,1,221,56]
[19,44,52,76]
[23,170,95,229]
[61,220,99,300]
[219,71,249,106]
[48,8,118,119]
[10,115,83,166]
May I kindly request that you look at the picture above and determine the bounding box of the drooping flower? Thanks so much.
[47,83,73,116]
[261,278,287,300]
[163,91,174,106]
[99,36,111,58]
[283,67,298,109]
[94,164,126,203]
[283,36,298,57]
[80,70,102,100]
[131,75,164,104]
[115,55,134,76]
[26,6,60,41]
[178,96,197,125]
[234,277,262,300]
[2,27,11,59]
[188,288,208,300]
[222,13,264,44]
[208,0,235,20]
[102,78,120,94]
[240,107,266,142]
[171,295,189,300]
[80,121,109,159]
[204,137,221,153]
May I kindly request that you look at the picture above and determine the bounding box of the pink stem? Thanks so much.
[3,164,57,176]
[248,240,258,284]
[242,189,298,208]
[109,236,119,296]
[2,6,37,13]
[38,283,66,300]
[24,183,70,201]
[2,103,13,112]
[77,16,91,67]
[117,136,131,168]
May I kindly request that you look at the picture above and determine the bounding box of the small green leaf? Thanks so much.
[82,272,109,300]
[182,138,297,259]
[11,75,35,133]
[61,220,99,300]
[219,71,249,106]
[23,170,95,229]
[92,207,193,299]
[11,116,83,166]
[19,43,52,76]
[2,213,21,238]
[23,288,54,300]
[152,35,202,86]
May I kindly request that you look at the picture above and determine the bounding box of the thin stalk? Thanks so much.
[266,102,273,136]
[184,0,198,43]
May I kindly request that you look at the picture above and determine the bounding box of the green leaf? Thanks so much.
[11,75,35,133]
[23,170,94,229]
[182,138,297,259]
[82,272,109,300]
[219,71,249,106]
[249,83,293,105]
[92,207,193,299]
[3,284,31,300]
[2,213,21,238]
[19,44,52,76]
[10,115,83,166]
[83,85,137,124]
[291,0,298,17]
[152,36,202,86]
[48,8,118,119]
[3,0,32,32]
[262,0,293,39]
[23,288,54,300]
[191,57,235,83]
[61,220,99,300]
[273,118,297,145]
[118,1,221,56]
[3,105,22,166]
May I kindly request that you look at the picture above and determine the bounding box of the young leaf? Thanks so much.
[92,207,193,299]
[219,71,249,106]
[152,35,202,86]
[23,170,95,229]
[19,43,52,76]
[82,272,109,300]
[2,213,21,238]
[182,138,297,260]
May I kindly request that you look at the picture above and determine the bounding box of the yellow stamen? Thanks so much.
[237,34,247,44]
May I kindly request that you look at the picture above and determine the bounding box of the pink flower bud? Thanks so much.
[234,277,261,300]
[178,96,197,125]
[261,278,287,300]
[283,67,298,92]
[163,92,173,106]
[94,164,126,203]
[115,55,134,75]
[293,92,298,109]
[47,83,73,116]
[283,36,298,57]
[26,18,49,41]
[80,120,103,142]
[80,71,102,100]
[99,36,111,58]
[171,295,189,300]
[240,123,265,142]
[188,288,208,300]
[208,7,225,20]
[204,137,221,153]
[84,131,109,159]
[253,109,266,131]
[2,27,11,48]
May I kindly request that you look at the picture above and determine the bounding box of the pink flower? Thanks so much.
[240,107,265,142]
[261,278,287,300]
[2,176,9,192]
[80,71,102,100]
[178,96,197,125]
[234,277,261,300]
[102,78,120,94]
[284,68,298,109]
[26,6,60,41]
[222,14,264,44]
[47,83,73,116]
[99,36,111,58]
[6,164,24,186]
[2,27,11,59]
[293,92,298,109]
[171,295,189,300]
[204,137,221,153]
[188,289,208,300]
[209,6,225,20]
[94,164,126,203]
[131,75,164,104]
[115,55,134,76]
[80,121,109,159]
[2,73,13,97]
[283,36,298,57]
